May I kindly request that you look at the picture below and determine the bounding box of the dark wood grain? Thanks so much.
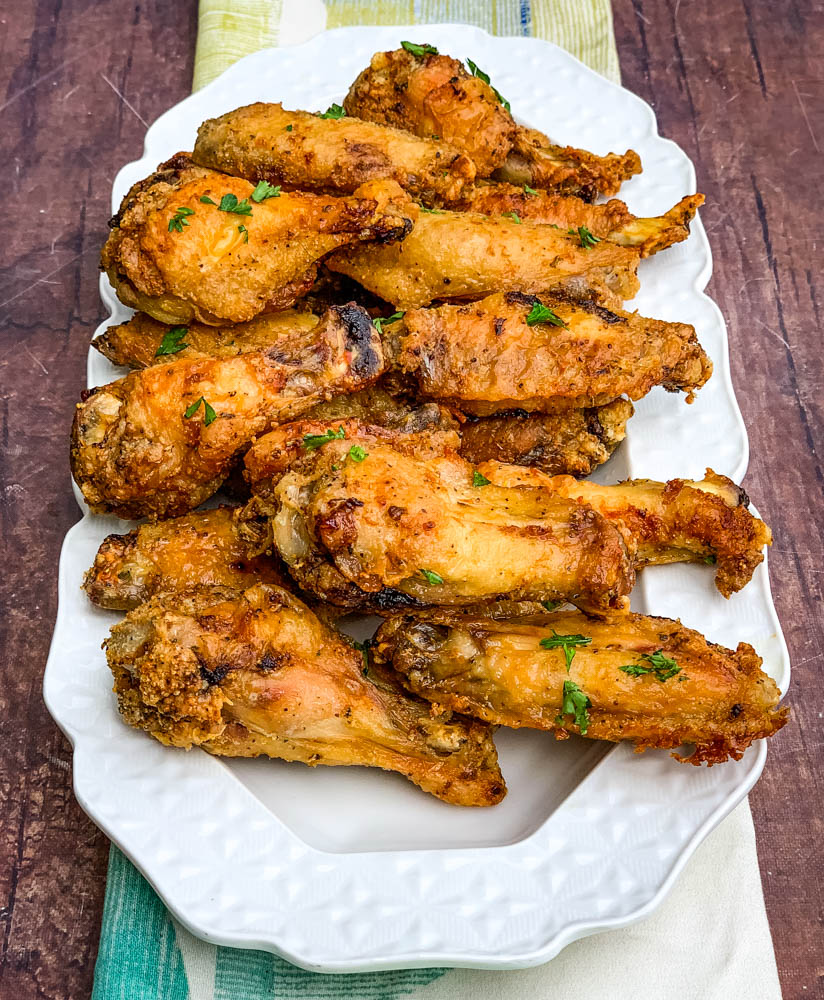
[0,2,820,997]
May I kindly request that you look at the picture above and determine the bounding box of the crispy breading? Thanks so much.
[327,205,640,309]
[192,101,476,204]
[92,310,321,369]
[343,47,516,175]
[375,609,788,765]
[239,420,634,614]
[83,506,285,610]
[105,583,505,805]
[71,304,384,520]
[100,153,413,325]
[304,384,459,434]
[455,187,704,258]
[387,292,711,414]
[480,465,771,596]
[457,401,633,476]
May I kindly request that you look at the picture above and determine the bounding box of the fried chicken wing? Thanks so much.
[239,421,634,613]
[327,205,640,309]
[83,506,285,610]
[375,609,788,765]
[93,310,320,369]
[71,304,383,519]
[387,292,711,414]
[106,583,505,805]
[305,384,459,434]
[192,102,476,205]
[479,465,771,596]
[101,154,413,325]
[343,47,516,175]
[455,187,704,258]
[458,400,633,476]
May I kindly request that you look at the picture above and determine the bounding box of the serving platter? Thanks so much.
[44,24,790,971]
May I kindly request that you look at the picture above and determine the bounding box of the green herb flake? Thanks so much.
[540,600,561,612]
[168,206,194,232]
[183,396,217,426]
[619,649,681,682]
[348,444,368,462]
[555,679,591,734]
[472,470,491,487]
[238,224,249,243]
[199,195,217,205]
[703,553,717,565]
[523,184,538,196]
[540,631,592,672]
[419,206,442,214]
[154,326,189,357]
[285,124,293,131]
[419,568,444,585]
[401,40,438,57]
[525,301,567,328]
[569,224,601,249]
[302,426,346,451]
[251,180,281,202]
[504,211,521,224]
[465,58,510,111]
[372,311,404,335]
[318,103,346,120]
[216,192,252,215]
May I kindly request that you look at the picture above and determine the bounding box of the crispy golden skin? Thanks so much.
[71,304,383,520]
[343,47,516,175]
[375,609,788,765]
[93,310,321,369]
[387,292,711,414]
[455,187,704,258]
[480,465,771,597]
[239,421,634,613]
[105,584,505,805]
[458,400,633,476]
[305,384,459,434]
[496,126,641,200]
[327,206,640,309]
[192,101,476,204]
[83,506,285,610]
[101,153,413,325]
[343,47,640,198]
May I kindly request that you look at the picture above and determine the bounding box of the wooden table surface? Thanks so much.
[0,1,821,996]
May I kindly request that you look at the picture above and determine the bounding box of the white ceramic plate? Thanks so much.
[44,24,790,971]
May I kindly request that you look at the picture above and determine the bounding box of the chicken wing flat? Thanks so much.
[387,292,711,415]
[343,46,641,198]
[101,153,413,325]
[458,400,633,476]
[106,583,505,805]
[455,187,704,258]
[239,420,634,613]
[83,506,285,610]
[375,609,788,765]
[327,205,640,309]
[304,384,459,435]
[71,304,383,519]
[192,102,476,205]
[93,309,320,369]
[480,465,771,596]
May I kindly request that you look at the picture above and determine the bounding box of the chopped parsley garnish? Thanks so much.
[523,184,538,196]
[217,193,252,215]
[401,40,438,57]
[525,301,567,328]
[419,568,444,585]
[620,649,681,682]
[472,470,491,487]
[541,600,561,612]
[419,206,442,214]
[347,444,368,462]
[168,206,194,232]
[569,224,600,249]
[540,631,592,672]
[703,553,717,565]
[183,396,217,426]
[285,124,293,131]
[556,680,591,734]
[372,311,404,335]
[318,103,346,119]
[154,326,189,356]
[302,426,346,450]
[503,211,521,224]
[238,224,249,243]
[251,180,281,202]
[465,58,510,111]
